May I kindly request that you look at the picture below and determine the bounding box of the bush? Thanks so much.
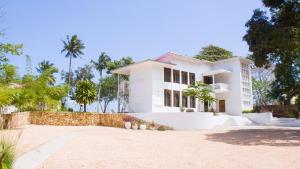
[243,109,253,113]
[185,108,194,112]
[0,139,15,169]
[157,126,167,131]
[287,112,297,118]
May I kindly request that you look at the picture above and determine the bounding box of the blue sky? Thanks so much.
[3,0,263,80]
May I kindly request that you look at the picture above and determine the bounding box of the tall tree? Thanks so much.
[61,35,85,84]
[100,75,118,113]
[0,64,18,84]
[36,60,58,85]
[243,0,300,105]
[91,52,111,113]
[75,80,96,112]
[194,45,233,62]
[74,64,94,82]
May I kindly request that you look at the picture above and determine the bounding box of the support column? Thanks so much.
[117,74,120,113]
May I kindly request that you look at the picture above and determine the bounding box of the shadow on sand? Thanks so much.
[206,129,300,146]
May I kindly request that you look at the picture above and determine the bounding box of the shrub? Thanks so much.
[287,112,297,118]
[157,126,167,131]
[185,108,194,112]
[123,116,134,122]
[243,109,253,113]
[0,139,15,169]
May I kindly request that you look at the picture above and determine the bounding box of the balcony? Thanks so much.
[211,83,230,93]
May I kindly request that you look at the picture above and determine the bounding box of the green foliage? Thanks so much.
[36,60,58,85]
[15,70,69,111]
[0,43,23,65]
[74,64,94,82]
[100,75,118,113]
[184,81,216,104]
[0,85,20,110]
[61,35,85,84]
[91,52,111,78]
[0,64,18,84]
[107,56,134,74]
[194,45,233,62]
[0,138,16,169]
[242,109,253,114]
[75,80,97,112]
[243,0,300,104]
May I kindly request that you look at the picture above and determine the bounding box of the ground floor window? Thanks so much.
[182,92,188,107]
[190,96,195,108]
[173,90,180,107]
[164,89,171,107]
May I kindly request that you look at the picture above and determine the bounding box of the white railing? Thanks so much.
[211,83,230,93]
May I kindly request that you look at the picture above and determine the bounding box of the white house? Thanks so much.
[112,52,253,116]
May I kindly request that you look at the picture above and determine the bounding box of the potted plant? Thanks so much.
[132,121,138,130]
[139,121,146,130]
[149,121,156,130]
[123,116,133,129]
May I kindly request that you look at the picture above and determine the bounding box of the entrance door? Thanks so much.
[204,101,209,112]
[219,100,225,112]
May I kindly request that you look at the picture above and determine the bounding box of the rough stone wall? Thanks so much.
[29,112,128,128]
[0,112,30,129]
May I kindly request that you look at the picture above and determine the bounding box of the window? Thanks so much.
[173,70,180,83]
[164,68,171,82]
[173,90,180,107]
[189,73,195,84]
[182,92,188,107]
[181,71,188,84]
[203,76,213,84]
[190,96,195,108]
[164,90,171,107]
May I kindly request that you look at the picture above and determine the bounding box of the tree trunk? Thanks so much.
[97,70,102,113]
[84,103,87,112]
[68,56,72,84]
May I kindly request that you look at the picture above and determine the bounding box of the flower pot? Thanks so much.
[132,124,138,130]
[139,124,146,130]
[124,122,131,129]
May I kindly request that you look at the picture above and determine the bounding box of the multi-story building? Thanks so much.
[112,52,253,115]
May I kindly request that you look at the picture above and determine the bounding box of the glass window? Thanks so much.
[173,90,180,107]
[189,73,195,85]
[164,68,171,82]
[181,71,188,84]
[173,70,180,83]
[164,90,171,107]
[182,92,188,107]
[190,96,195,108]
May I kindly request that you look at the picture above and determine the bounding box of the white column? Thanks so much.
[117,74,120,113]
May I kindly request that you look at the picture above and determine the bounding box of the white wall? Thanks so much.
[129,63,153,113]
[213,59,244,115]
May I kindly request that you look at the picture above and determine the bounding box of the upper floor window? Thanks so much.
[164,89,171,107]
[181,71,188,84]
[189,73,195,85]
[173,90,180,107]
[203,76,213,84]
[173,70,180,83]
[164,68,171,82]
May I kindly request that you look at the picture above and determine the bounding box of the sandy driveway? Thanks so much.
[14,125,300,169]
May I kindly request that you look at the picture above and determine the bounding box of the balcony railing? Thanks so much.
[210,83,230,93]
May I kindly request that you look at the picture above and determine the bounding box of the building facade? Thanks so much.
[112,52,253,115]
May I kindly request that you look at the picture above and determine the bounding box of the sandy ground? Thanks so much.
[12,125,300,169]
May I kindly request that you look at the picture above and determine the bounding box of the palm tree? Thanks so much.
[36,60,58,85]
[61,35,85,84]
[91,52,111,113]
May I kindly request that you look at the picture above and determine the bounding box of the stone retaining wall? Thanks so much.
[1,112,130,129]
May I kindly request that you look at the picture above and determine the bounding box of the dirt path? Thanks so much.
[14,125,300,169]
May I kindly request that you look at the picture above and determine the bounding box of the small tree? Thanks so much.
[75,80,96,112]
[194,45,233,62]
[184,81,216,110]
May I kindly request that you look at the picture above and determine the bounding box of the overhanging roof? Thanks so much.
[111,59,175,75]
[202,69,232,76]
